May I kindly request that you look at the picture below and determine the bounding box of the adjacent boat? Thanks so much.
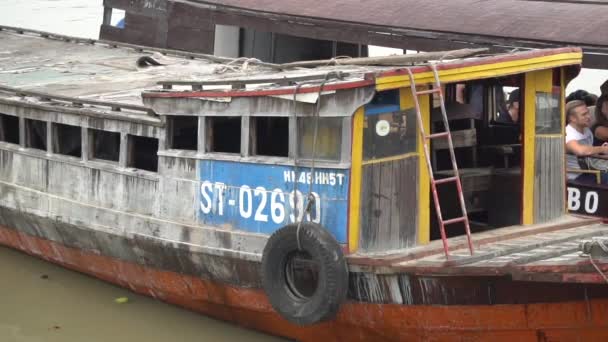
[1,26,608,341]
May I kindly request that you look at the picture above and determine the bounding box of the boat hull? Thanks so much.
[2,224,608,342]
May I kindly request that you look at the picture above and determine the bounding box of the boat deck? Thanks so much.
[349,216,608,284]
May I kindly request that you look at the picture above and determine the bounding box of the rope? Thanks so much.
[213,57,264,74]
[588,255,608,284]
[291,83,304,248]
[294,74,332,251]
[324,56,353,67]
[597,238,608,253]
[580,238,608,284]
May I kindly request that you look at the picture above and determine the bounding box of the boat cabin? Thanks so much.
[142,48,582,254]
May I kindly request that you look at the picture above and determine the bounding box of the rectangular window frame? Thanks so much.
[167,115,199,151]
[296,116,345,162]
[205,116,243,155]
[127,134,159,173]
[362,109,417,162]
[25,118,48,152]
[88,128,121,163]
[535,91,562,135]
[249,116,290,158]
[0,113,20,145]
[52,122,82,159]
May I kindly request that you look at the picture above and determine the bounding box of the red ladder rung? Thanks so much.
[426,132,449,139]
[442,216,467,226]
[416,88,441,96]
[434,176,458,185]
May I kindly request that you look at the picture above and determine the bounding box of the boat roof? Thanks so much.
[195,0,608,47]
[186,0,608,68]
[0,26,582,110]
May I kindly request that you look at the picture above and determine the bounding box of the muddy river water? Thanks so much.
[0,247,283,342]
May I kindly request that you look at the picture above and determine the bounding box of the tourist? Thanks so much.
[497,89,520,124]
[566,100,608,183]
[592,94,608,145]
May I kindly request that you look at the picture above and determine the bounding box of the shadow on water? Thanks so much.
[0,246,285,342]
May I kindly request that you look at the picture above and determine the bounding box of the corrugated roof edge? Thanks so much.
[143,47,583,99]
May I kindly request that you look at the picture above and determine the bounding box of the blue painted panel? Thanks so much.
[365,104,401,115]
[365,89,400,115]
[198,160,349,243]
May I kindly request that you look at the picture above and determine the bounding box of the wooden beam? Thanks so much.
[432,128,477,150]
[279,48,487,68]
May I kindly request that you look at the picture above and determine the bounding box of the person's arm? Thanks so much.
[566,140,608,156]
[594,125,608,141]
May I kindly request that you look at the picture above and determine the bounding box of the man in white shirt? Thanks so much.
[565,100,608,183]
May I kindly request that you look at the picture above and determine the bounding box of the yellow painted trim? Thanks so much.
[376,52,582,91]
[361,152,418,166]
[348,107,365,253]
[561,68,568,211]
[399,87,431,245]
[534,69,554,93]
[523,71,543,225]
[536,134,563,138]
[567,169,601,184]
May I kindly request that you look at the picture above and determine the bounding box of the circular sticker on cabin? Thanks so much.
[376,120,390,137]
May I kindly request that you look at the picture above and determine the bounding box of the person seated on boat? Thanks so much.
[565,100,608,184]
[592,94,608,146]
[497,89,520,124]
[567,89,599,121]
[602,80,608,96]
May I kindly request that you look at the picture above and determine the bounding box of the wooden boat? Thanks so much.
[2,26,608,341]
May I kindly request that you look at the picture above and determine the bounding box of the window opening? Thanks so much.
[90,129,120,162]
[495,87,521,124]
[297,117,342,161]
[0,114,20,144]
[207,117,241,154]
[112,9,125,28]
[25,119,47,151]
[365,89,400,115]
[128,135,159,172]
[169,116,198,151]
[363,109,416,161]
[53,123,81,158]
[251,117,289,157]
[427,78,523,243]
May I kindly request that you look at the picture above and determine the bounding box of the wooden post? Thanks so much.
[119,132,129,168]
[81,127,89,162]
[18,117,25,148]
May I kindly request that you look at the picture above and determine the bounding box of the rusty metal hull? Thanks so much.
[2,224,608,341]
[2,214,608,341]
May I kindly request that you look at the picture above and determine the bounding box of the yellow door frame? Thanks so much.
[522,69,554,224]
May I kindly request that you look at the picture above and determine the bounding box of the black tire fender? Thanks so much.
[261,222,348,326]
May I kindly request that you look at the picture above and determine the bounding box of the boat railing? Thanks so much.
[156,72,348,90]
[0,85,156,117]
